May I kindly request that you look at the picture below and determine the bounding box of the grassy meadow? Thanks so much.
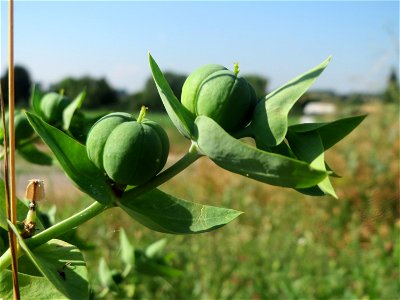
[14,102,399,299]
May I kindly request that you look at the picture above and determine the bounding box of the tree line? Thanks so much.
[0,66,269,111]
[1,65,398,111]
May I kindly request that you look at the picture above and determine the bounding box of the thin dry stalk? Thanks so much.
[0,80,20,300]
[6,0,20,298]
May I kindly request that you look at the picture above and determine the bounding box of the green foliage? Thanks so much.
[8,222,89,300]
[250,57,331,148]
[0,110,34,144]
[51,76,119,109]
[120,188,242,234]
[149,54,194,139]
[0,54,366,299]
[26,112,115,205]
[139,72,187,112]
[194,116,327,189]
[382,69,400,103]
[95,230,182,298]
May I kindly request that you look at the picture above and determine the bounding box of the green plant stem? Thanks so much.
[0,201,108,271]
[121,142,201,202]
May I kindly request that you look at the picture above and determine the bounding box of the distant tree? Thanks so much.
[138,72,187,111]
[243,74,268,101]
[383,69,400,103]
[51,76,119,109]
[1,65,32,106]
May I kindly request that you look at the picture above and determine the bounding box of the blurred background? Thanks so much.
[1,1,399,299]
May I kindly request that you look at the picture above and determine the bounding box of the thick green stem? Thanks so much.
[121,143,201,202]
[0,201,108,271]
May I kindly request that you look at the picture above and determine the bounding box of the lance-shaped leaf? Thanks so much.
[194,116,327,189]
[30,84,44,117]
[145,238,167,258]
[250,56,331,147]
[98,258,119,291]
[120,188,242,234]
[286,130,337,198]
[8,221,89,300]
[26,112,114,205]
[119,228,135,266]
[0,270,65,299]
[63,90,86,131]
[289,115,366,151]
[149,53,194,139]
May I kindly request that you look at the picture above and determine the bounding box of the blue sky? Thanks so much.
[1,1,399,95]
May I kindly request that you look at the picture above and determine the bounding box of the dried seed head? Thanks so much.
[25,179,45,202]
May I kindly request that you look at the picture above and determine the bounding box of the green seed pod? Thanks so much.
[1,111,35,145]
[181,64,257,132]
[14,112,35,143]
[86,109,170,186]
[40,92,70,124]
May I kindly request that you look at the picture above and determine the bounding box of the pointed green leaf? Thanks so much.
[98,258,118,290]
[18,143,53,166]
[119,229,135,266]
[286,130,337,198]
[25,112,114,205]
[251,56,331,147]
[149,53,194,139]
[8,222,89,300]
[30,84,44,117]
[63,90,86,131]
[289,115,366,150]
[145,238,167,259]
[120,188,242,234]
[0,270,65,299]
[194,116,327,189]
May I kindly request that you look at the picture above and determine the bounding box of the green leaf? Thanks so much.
[250,56,331,147]
[98,258,118,290]
[119,228,135,266]
[25,112,114,205]
[145,238,167,259]
[18,143,53,166]
[0,270,65,299]
[149,53,194,139]
[63,90,86,131]
[286,130,337,198]
[289,115,366,151]
[120,188,242,234]
[8,222,89,300]
[194,116,327,189]
[30,84,44,117]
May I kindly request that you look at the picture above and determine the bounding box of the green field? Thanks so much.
[15,102,399,299]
